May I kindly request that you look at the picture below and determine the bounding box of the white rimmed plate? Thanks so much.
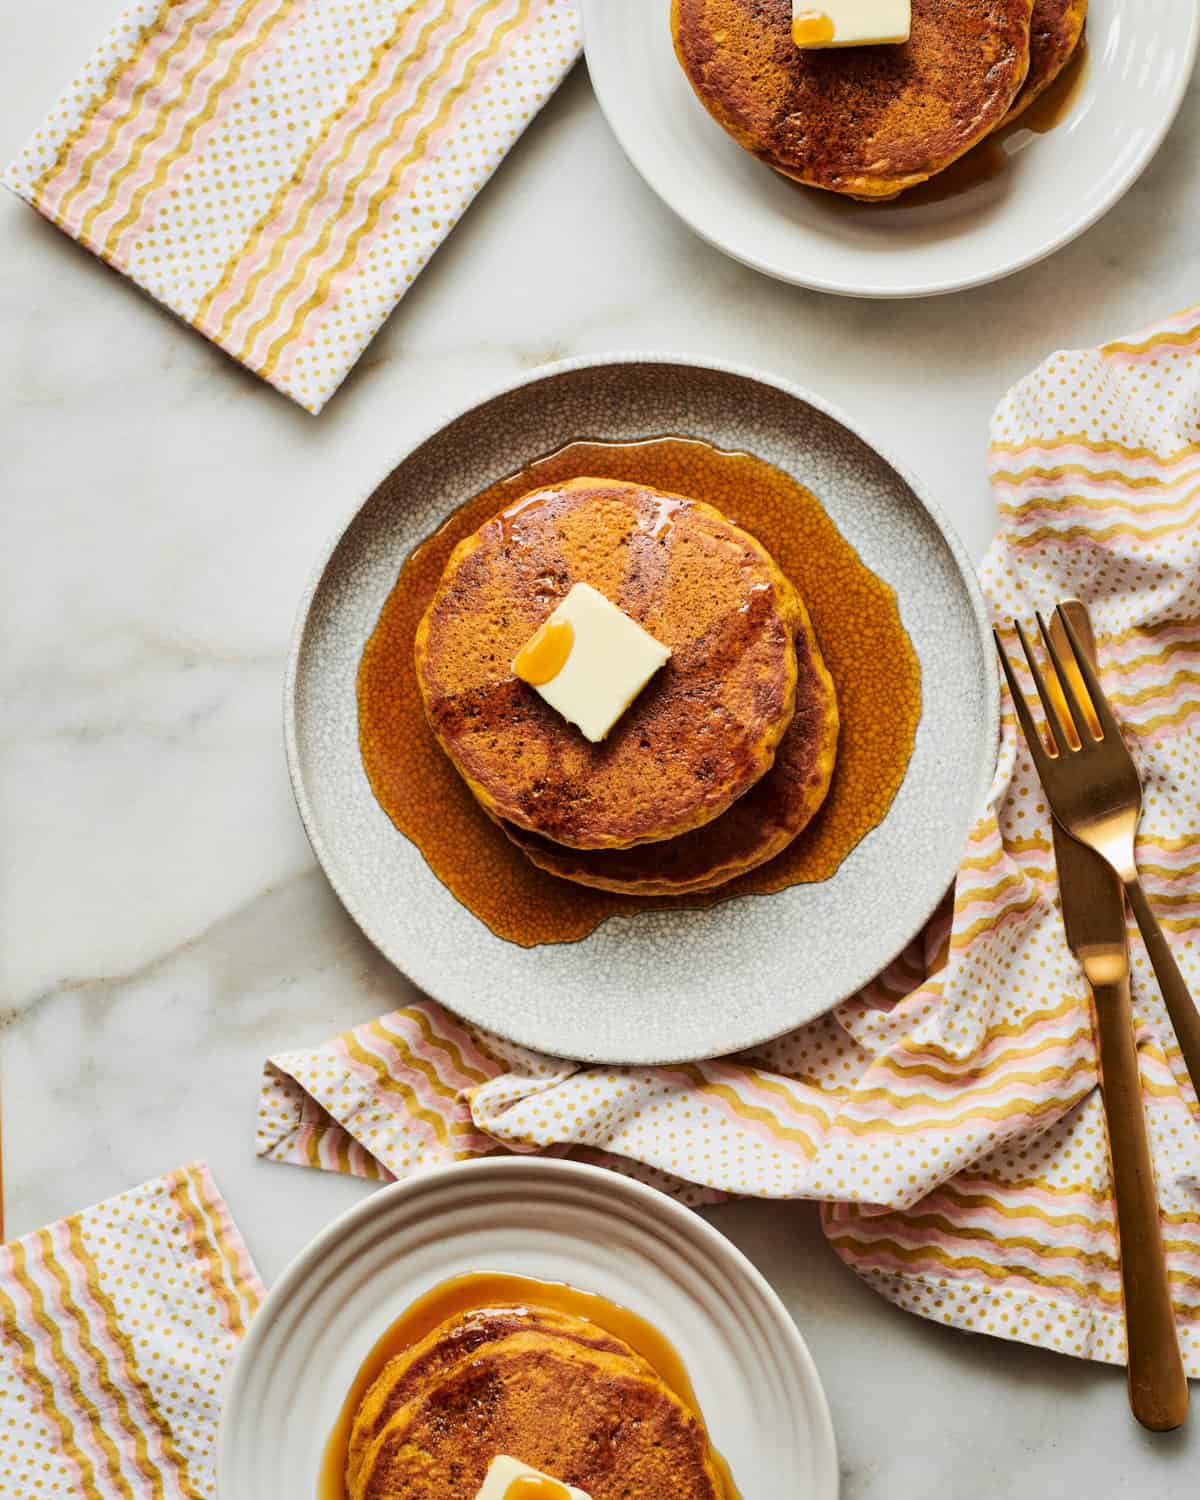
[580,0,1199,297]
[285,356,997,1064]
[217,1158,839,1500]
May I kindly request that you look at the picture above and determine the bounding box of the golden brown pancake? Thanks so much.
[415,477,801,851]
[350,1320,723,1500]
[1002,0,1086,122]
[671,0,1034,199]
[503,606,839,895]
[346,1307,635,1494]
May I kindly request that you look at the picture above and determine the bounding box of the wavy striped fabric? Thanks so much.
[259,308,1200,1375]
[4,0,580,412]
[0,1163,262,1499]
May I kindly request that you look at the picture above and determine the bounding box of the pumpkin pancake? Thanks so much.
[503,603,838,895]
[671,0,1034,199]
[346,1307,636,1495]
[415,477,801,851]
[350,1321,723,1500]
[1002,0,1086,122]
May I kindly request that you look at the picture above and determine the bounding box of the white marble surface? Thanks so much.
[2,3,1198,1492]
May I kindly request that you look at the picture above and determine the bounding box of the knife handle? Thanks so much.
[1090,973,1189,1431]
[1125,876,1200,1105]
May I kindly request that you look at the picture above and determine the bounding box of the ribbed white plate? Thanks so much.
[217,1158,838,1500]
[581,0,1199,296]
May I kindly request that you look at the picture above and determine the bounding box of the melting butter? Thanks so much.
[792,0,909,48]
[475,1456,591,1500]
[511,581,670,743]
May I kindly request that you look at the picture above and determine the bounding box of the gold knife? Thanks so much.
[1049,601,1188,1431]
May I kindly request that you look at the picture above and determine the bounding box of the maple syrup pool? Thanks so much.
[356,435,921,948]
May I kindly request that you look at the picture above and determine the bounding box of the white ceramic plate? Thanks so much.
[217,1158,839,1500]
[581,0,1199,297]
[285,356,997,1065]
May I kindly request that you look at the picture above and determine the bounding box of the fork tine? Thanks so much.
[1036,610,1090,747]
[994,628,1055,774]
[1011,617,1070,755]
[1056,603,1122,742]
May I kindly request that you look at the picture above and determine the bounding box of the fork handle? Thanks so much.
[1125,876,1200,1103]
[1090,972,1189,1431]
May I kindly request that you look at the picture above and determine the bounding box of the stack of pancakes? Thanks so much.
[415,477,839,896]
[672,0,1088,199]
[345,1306,724,1500]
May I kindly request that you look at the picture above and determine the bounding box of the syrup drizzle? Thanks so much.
[505,1476,571,1500]
[792,10,835,47]
[513,617,574,686]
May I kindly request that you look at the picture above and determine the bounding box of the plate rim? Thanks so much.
[283,351,1000,1062]
[579,0,1200,298]
[216,1155,841,1499]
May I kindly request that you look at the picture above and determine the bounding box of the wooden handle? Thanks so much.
[1090,973,1189,1431]
[1126,877,1200,1104]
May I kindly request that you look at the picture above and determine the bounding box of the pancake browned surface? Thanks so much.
[415,477,801,851]
[672,0,1034,198]
[346,1307,635,1494]
[349,1315,723,1500]
[1002,0,1086,121]
[505,604,839,895]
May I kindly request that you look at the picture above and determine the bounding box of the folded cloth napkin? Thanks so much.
[0,1163,261,1499]
[4,0,580,414]
[259,306,1200,1375]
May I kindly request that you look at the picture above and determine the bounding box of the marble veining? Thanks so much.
[2,7,1199,1493]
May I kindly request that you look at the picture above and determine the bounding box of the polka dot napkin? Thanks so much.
[0,1162,262,1499]
[4,0,581,414]
[258,307,1200,1375]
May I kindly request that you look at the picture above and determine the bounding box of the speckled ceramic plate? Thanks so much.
[582,0,1199,297]
[218,1158,838,1500]
[285,356,997,1063]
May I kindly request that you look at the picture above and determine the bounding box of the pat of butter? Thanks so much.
[792,0,910,48]
[512,582,670,744]
[474,1455,592,1500]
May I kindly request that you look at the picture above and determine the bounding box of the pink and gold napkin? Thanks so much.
[0,1163,262,1499]
[4,0,580,414]
[259,307,1200,1375]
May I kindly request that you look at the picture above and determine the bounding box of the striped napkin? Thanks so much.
[4,0,580,414]
[0,1163,261,1499]
[259,307,1200,1374]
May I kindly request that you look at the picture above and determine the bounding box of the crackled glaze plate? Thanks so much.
[217,1158,839,1500]
[581,0,1199,297]
[285,356,996,1064]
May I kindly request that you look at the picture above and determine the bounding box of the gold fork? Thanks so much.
[995,604,1200,1104]
[1045,604,1187,1430]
